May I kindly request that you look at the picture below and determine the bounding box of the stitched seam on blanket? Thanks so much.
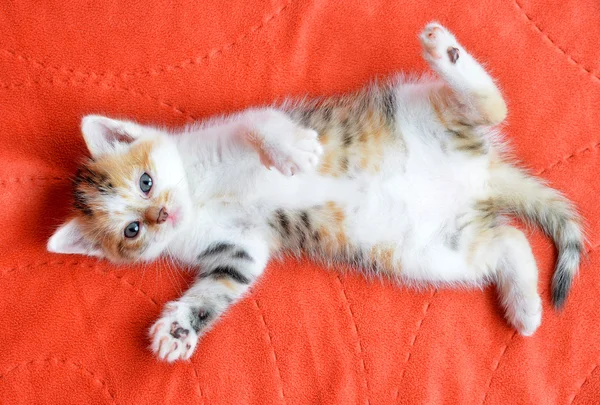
[0,261,158,306]
[569,363,599,404]
[0,77,199,121]
[336,275,371,405]
[0,1,293,80]
[537,141,600,176]
[394,289,437,401]
[514,0,600,83]
[253,298,287,404]
[0,357,118,404]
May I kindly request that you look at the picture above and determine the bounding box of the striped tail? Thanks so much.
[490,163,584,309]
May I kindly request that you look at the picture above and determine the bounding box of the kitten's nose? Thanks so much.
[145,206,169,224]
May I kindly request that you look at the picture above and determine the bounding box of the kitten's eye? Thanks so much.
[124,221,140,238]
[140,173,153,194]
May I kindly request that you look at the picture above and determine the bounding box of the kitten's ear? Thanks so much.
[47,218,103,257]
[81,115,144,157]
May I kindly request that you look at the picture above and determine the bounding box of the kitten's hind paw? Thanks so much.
[419,22,461,66]
[149,302,199,362]
[512,295,543,337]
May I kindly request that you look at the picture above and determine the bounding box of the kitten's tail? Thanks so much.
[489,162,584,309]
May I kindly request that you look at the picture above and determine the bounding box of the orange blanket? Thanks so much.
[1,0,598,403]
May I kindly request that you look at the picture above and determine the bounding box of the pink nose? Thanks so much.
[145,206,168,224]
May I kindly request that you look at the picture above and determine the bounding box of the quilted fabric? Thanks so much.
[1,0,598,403]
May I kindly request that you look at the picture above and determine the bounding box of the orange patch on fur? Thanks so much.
[359,155,369,170]
[325,201,345,223]
[72,139,158,262]
[429,85,463,130]
[354,112,389,175]
[317,227,336,254]
[320,201,348,248]
[314,103,395,178]
[336,230,348,246]
[218,279,236,291]
[97,140,155,189]
[319,131,330,145]
[318,152,338,176]
[369,244,398,272]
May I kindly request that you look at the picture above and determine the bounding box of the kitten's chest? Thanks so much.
[169,202,267,264]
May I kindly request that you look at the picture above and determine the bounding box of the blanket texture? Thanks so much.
[0,0,598,403]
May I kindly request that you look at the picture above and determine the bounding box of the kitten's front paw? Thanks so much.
[251,110,323,176]
[149,302,199,362]
[264,128,323,176]
[420,22,461,66]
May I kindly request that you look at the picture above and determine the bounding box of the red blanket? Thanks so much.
[1,0,598,403]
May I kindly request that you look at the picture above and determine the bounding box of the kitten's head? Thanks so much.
[48,115,192,263]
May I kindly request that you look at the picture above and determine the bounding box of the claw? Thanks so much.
[149,321,164,337]
[158,336,169,354]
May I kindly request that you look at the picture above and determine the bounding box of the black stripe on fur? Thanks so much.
[208,266,251,284]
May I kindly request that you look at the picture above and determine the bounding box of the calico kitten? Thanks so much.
[48,23,583,362]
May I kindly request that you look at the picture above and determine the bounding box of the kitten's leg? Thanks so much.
[474,226,542,335]
[149,237,270,362]
[419,22,507,126]
[239,109,323,176]
[199,108,322,175]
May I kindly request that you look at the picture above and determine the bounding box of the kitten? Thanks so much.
[47,23,583,362]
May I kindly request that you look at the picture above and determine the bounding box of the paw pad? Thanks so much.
[420,23,460,65]
[150,304,199,362]
[447,47,459,64]
[169,322,189,339]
